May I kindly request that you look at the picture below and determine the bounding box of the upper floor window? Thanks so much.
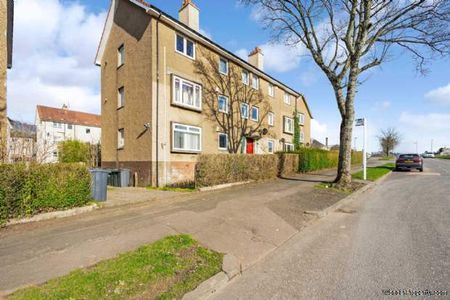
[284,116,294,134]
[297,112,305,125]
[118,128,125,149]
[172,123,201,153]
[176,34,195,59]
[218,95,229,114]
[219,58,228,75]
[268,84,274,97]
[53,122,62,129]
[173,76,202,110]
[284,92,291,105]
[118,44,125,67]
[86,128,91,134]
[268,112,274,126]
[300,131,305,142]
[68,124,73,130]
[118,86,125,108]
[252,75,260,90]
[242,71,249,85]
[251,106,259,121]
[241,103,249,119]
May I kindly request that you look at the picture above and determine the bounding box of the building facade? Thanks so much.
[35,105,101,163]
[96,0,313,187]
[6,118,36,162]
[1,0,14,161]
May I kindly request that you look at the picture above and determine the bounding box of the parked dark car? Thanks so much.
[395,154,423,172]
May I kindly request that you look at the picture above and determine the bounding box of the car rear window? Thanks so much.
[399,154,418,159]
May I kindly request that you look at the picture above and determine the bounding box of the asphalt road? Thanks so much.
[212,159,450,299]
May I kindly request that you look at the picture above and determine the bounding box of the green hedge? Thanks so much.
[0,163,92,225]
[195,154,278,188]
[296,149,363,173]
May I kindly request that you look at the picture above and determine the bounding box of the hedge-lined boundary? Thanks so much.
[195,154,278,188]
[297,149,363,173]
[0,163,92,225]
[277,153,299,177]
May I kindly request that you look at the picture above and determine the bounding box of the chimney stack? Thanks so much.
[326,137,329,149]
[179,0,200,32]
[248,47,264,71]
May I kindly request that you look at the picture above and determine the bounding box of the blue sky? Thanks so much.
[8,0,450,153]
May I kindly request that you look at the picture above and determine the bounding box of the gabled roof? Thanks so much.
[7,0,14,68]
[95,0,313,119]
[37,105,101,127]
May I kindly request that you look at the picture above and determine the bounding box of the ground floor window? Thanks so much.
[268,140,274,153]
[172,123,202,152]
[284,143,294,152]
[218,133,228,150]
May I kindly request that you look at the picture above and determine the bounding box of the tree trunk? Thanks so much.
[335,114,354,188]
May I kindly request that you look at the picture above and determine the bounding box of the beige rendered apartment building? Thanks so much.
[96,0,313,187]
[1,0,14,160]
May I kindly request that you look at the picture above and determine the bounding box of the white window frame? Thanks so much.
[284,116,294,134]
[242,70,249,85]
[173,75,202,111]
[218,133,228,150]
[268,112,274,126]
[268,140,275,153]
[241,102,249,119]
[175,33,196,59]
[218,95,229,114]
[118,44,124,67]
[300,131,305,142]
[118,86,125,108]
[298,112,305,125]
[284,92,291,105]
[118,128,125,149]
[219,57,229,75]
[252,74,260,90]
[53,122,62,129]
[284,143,294,152]
[172,123,202,153]
[268,84,274,97]
[251,106,259,122]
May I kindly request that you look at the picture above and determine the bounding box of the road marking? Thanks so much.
[404,172,441,176]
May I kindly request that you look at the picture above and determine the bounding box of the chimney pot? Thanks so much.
[179,0,200,32]
[248,47,264,71]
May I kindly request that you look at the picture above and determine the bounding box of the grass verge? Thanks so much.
[379,156,395,161]
[352,163,395,181]
[436,155,450,159]
[10,235,223,300]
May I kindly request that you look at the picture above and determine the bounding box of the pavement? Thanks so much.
[211,158,450,299]
[0,161,381,295]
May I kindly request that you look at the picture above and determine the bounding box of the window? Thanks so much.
[53,151,58,158]
[53,122,62,129]
[284,92,291,105]
[284,116,294,134]
[175,34,195,59]
[118,44,125,67]
[219,58,228,75]
[242,71,249,85]
[218,133,228,150]
[118,86,125,108]
[252,74,260,89]
[251,106,259,121]
[118,128,125,149]
[86,128,91,134]
[172,123,201,152]
[268,140,274,153]
[173,76,202,110]
[68,124,73,130]
[218,95,229,113]
[284,143,294,152]
[241,103,249,119]
[268,84,274,97]
[300,131,305,142]
[298,112,305,125]
[268,112,274,126]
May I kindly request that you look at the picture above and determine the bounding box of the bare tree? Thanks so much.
[194,50,272,153]
[378,128,401,157]
[241,0,450,188]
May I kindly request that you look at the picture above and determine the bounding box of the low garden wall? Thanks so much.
[0,163,92,225]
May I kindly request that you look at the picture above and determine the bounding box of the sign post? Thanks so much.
[356,118,367,181]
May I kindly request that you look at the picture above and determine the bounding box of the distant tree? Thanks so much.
[241,0,450,188]
[194,50,272,153]
[58,140,90,164]
[378,128,401,156]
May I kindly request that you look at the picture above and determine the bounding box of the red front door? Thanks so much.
[246,138,254,154]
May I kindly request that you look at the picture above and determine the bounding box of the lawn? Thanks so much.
[379,156,395,161]
[352,163,395,181]
[10,235,223,300]
[436,155,450,159]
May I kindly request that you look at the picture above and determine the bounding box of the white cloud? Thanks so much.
[311,119,339,146]
[373,101,391,111]
[235,43,305,73]
[425,83,450,106]
[7,0,106,123]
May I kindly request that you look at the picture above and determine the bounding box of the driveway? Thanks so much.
[212,159,450,299]
[0,164,368,295]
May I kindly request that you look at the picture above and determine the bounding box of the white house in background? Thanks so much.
[35,105,101,163]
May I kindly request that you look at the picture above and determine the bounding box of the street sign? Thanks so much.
[355,118,365,126]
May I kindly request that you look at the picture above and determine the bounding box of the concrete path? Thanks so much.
[212,159,450,299]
